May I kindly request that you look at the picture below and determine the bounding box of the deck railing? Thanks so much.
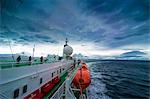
[50,81,66,99]
[0,91,10,99]
[0,60,59,69]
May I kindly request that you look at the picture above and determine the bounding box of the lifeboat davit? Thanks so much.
[73,63,91,93]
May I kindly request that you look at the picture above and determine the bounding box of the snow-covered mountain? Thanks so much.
[87,51,149,60]
[117,51,149,60]
[72,53,88,59]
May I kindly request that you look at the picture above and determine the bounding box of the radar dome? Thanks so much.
[63,45,73,56]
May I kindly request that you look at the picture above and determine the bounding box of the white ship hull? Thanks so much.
[0,60,74,99]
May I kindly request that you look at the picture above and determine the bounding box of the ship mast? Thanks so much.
[64,38,68,47]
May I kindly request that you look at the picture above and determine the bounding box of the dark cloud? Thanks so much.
[19,34,58,44]
[0,0,149,50]
[114,30,148,40]
[78,0,149,21]
[35,34,58,43]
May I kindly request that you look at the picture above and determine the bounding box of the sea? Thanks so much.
[87,60,150,99]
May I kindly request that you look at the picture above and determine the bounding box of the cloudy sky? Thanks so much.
[0,0,149,57]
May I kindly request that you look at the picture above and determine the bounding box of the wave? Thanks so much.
[87,61,150,99]
[88,63,111,99]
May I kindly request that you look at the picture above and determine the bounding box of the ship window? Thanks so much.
[40,78,43,84]
[52,73,54,77]
[23,85,27,93]
[60,69,61,73]
[14,89,19,98]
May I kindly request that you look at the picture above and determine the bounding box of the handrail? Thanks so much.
[50,62,79,99]
[0,61,41,69]
[0,60,56,64]
[50,81,66,99]
[0,91,10,99]
[0,60,60,69]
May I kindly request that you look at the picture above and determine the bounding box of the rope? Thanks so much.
[79,63,83,95]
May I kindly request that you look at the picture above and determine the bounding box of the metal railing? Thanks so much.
[0,91,10,99]
[0,60,60,69]
[50,81,66,99]
[50,62,79,99]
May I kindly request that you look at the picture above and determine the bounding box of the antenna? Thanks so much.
[3,26,15,62]
[64,38,68,47]
[66,38,68,45]
[32,44,35,59]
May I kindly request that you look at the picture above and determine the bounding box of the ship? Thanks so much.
[0,39,91,99]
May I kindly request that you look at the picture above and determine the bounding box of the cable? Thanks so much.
[3,26,15,62]
[8,38,15,62]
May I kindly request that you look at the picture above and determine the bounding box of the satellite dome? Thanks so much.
[63,45,73,56]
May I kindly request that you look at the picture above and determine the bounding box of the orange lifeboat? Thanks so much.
[73,63,91,93]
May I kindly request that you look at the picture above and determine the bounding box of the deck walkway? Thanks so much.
[44,71,68,99]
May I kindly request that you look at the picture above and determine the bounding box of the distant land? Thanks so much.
[0,50,149,61]
[87,51,149,61]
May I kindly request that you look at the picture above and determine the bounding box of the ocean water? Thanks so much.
[87,60,150,99]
